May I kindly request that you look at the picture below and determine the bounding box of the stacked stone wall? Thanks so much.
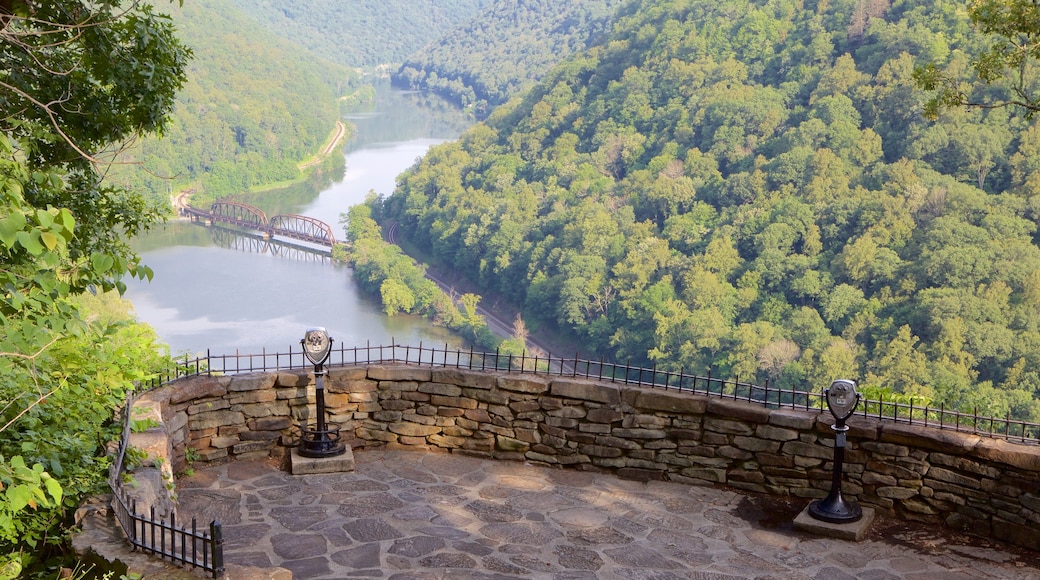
[142,365,1040,551]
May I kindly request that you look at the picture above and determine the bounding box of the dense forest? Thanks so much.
[394,0,625,116]
[380,0,1040,423]
[109,0,358,206]
[230,0,491,68]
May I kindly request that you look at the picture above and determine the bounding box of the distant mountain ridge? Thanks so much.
[393,0,626,116]
[229,0,492,67]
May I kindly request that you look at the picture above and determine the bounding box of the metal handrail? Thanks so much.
[108,394,224,578]
[139,341,1040,445]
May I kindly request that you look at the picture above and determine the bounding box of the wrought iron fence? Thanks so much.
[140,341,1040,445]
[109,395,224,578]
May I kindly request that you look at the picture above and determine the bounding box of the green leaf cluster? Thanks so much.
[384,0,1040,422]
[1,0,184,566]
[337,203,499,349]
[394,0,626,116]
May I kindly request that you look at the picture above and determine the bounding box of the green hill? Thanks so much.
[382,0,1040,422]
[393,0,626,116]
[110,0,359,204]
[228,0,492,67]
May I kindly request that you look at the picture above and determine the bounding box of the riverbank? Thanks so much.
[385,220,590,360]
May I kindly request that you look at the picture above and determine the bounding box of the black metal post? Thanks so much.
[808,419,862,523]
[298,362,346,458]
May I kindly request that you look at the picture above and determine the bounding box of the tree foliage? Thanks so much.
[916,0,1040,117]
[393,0,626,117]
[384,0,1040,423]
[1,0,184,564]
[230,0,491,68]
[108,0,359,205]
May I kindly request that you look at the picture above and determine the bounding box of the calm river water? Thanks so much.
[125,86,474,357]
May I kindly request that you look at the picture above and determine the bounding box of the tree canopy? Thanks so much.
[393,0,626,116]
[382,0,1040,424]
[1,0,185,566]
[916,0,1040,117]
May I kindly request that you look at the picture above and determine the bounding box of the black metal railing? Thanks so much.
[109,395,224,578]
[139,341,1040,446]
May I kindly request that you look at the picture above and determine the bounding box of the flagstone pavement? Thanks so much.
[164,448,1040,579]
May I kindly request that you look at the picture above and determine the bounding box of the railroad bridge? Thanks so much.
[181,201,337,247]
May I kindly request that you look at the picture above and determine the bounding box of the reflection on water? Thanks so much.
[125,84,474,356]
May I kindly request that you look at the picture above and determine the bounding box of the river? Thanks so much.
[124,86,475,358]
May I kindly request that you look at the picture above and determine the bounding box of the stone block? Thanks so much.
[526,452,558,464]
[879,422,983,455]
[586,408,623,423]
[368,366,431,382]
[327,378,378,394]
[429,434,467,448]
[793,505,875,541]
[419,382,463,397]
[326,366,368,381]
[929,453,1001,479]
[622,414,669,429]
[170,377,230,405]
[538,396,564,410]
[187,399,230,415]
[703,417,754,436]
[732,436,781,453]
[496,436,530,452]
[499,375,551,395]
[228,389,277,405]
[926,466,982,489]
[550,378,619,403]
[549,406,587,419]
[579,445,623,458]
[876,486,918,500]
[708,398,772,424]
[756,424,799,441]
[430,395,478,409]
[232,441,271,455]
[626,388,709,415]
[509,400,541,413]
[973,437,1040,472]
[388,422,441,437]
[680,467,727,483]
[781,440,834,461]
[189,410,245,431]
[227,373,276,393]
[289,446,355,475]
[611,427,667,439]
[239,401,289,419]
[767,408,816,430]
[275,371,311,387]
[432,368,496,389]
[210,436,239,449]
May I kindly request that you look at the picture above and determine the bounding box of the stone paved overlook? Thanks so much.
[127,363,1040,559]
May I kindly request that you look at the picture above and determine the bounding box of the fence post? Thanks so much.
[210,520,224,578]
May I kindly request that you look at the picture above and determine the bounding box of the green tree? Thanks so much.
[915,0,1040,117]
[0,0,188,565]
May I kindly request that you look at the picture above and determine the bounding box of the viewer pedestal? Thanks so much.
[793,504,875,541]
[290,445,355,475]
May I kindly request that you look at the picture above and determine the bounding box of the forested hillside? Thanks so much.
[394,0,625,116]
[382,0,1040,422]
[111,0,357,205]
[230,0,491,67]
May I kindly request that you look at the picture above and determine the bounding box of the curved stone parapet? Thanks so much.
[136,364,1040,552]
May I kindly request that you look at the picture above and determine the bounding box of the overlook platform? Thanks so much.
[162,449,1039,579]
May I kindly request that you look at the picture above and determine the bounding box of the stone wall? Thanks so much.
[142,365,1040,551]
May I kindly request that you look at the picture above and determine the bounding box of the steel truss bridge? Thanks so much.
[181,201,336,247]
